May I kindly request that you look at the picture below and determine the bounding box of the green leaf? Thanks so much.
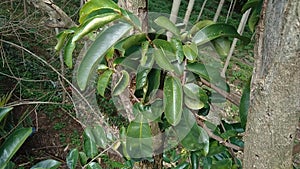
[164,76,183,126]
[79,152,88,166]
[30,159,61,169]
[190,20,215,35]
[175,108,209,152]
[171,38,184,63]
[84,125,107,148]
[97,69,113,97]
[120,127,130,160]
[0,127,32,169]
[126,121,153,158]
[192,23,250,46]
[154,16,180,37]
[207,141,227,157]
[77,22,132,90]
[66,149,79,169]
[198,102,210,116]
[191,151,199,169]
[186,63,209,81]
[86,162,102,169]
[211,159,232,169]
[55,29,75,52]
[112,70,130,96]
[183,83,208,103]
[239,77,251,129]
[248,8,260,32]
[0,107,12,122]
[79,0,120,24]
[184,95,204,110]
[183,43,198,61]
[174,162,189,169]
[241,0,261,13]
[65,13,121,68]
[212,37,231,57]
[145,69,161,101]
[136,54,154,91]
[153,49,176,73]
[152,39,175,53]
[115,33,147,54]
[202,157,212,169]
[83,128,98,158]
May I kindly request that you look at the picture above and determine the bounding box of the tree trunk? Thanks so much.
[196,0,208,22]
[182,0,195,31]
[170,0,181,24]
[213,0,225,22]
[243,0,300,168]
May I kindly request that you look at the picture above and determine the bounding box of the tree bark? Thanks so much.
[170,0,181,24]
[243,0,300,168]
[213,0,225,22]
[182,0,195,31]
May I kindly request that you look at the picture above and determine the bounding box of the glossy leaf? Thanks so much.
[65,13,121,68]
[241,0,261,13]
[175,108,209,152]
[79,152,88,166]
[66,149,79,169]
[55,29,75,52]
[112,70,130,96]
[120,127,130,160]
[171,38,184,63]
[183,83,208,103]
[239,77,251,129]
[248,8,260,32]
[0,127,32,169]
[30,159,61,169]
[220,130,237,140]
[174,162,189,169]
[184,95,204,110]
[126,121,153,158]
[83,128,98,158]
[192,23,250,46]
[97,69,113,97]
[86,162,102,169]
[84,125,107,148]
[77,23,132,90]
[212,37,231,57]
[190,20,215,35]
[0,107,12,122]
[136,55,154,91]
[79,0,120,24]
[191,151,199,169]
[163,76,183,126]
[145,69,161,101]
[183,43,198,61]
[115,33,147,54]
[153,49,176,73]
[198,102,210,116]
[152,39,175,53]
[186,63,209,81]
[154,16,180,37]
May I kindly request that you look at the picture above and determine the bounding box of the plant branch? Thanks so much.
[199,78,241,106]
[194,113,243,151]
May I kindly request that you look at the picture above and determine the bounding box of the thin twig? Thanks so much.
[194,113,243,151]
[199,78,241,106]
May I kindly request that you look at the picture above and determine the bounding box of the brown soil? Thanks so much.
[13,106,83,168]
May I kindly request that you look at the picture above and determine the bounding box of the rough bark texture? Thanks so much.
[27,0,75,28]
[243,0,300,168]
